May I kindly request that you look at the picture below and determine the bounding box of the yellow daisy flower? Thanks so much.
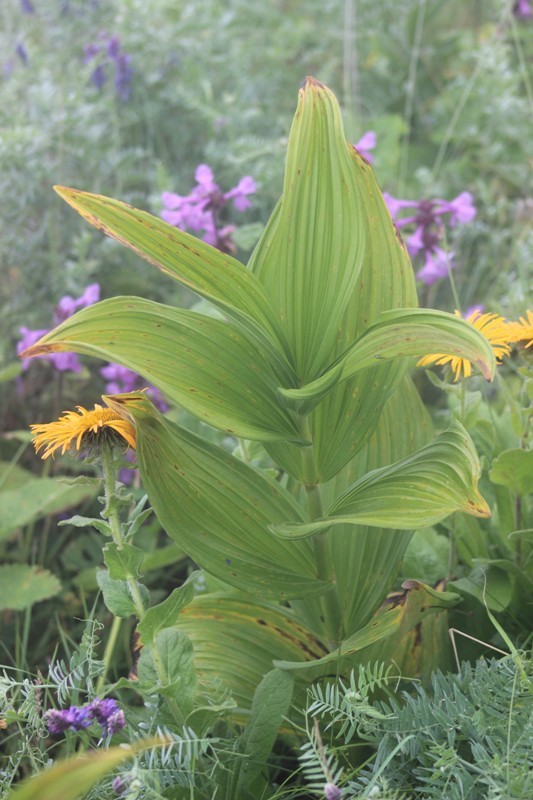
[509,309,533,349]
[417,309,513,381]
[31,401,136,460]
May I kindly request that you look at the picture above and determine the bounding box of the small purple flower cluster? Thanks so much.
[45,697,125,737]
[18,285,167,411]
[354,131,377,163]
[161,164,256,254]
[84,33,133,102]
[324,782,342,800]
[383,191,476,285]
[18,284,101,373]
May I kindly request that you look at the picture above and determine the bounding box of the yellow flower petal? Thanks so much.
[509,309,533,349]
[417,309,513,381]
[30,400,137,460]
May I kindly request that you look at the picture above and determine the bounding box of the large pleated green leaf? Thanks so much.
[278,309,497,414]
[248,77,368,383]
[174,593,327,713]
[106,393,326,600]
[252,80,418,482]
[21,297,300,442]
[272,422,490,539]
[54,185,292,367]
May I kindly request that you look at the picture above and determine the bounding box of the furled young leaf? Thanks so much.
[272,422,490,539]
[22,297,300,442]
[0,565,61,610]
[252,79,418,482]
[53,185,291,365]
[248,78,368,382]
[278,309,497,413]
[106,392,327,600]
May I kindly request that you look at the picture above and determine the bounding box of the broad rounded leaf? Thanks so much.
[0,564,61,610]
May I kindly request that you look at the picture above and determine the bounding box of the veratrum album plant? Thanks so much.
[23,78,497,710]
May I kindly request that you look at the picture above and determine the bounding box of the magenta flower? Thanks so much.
[354,130,377,163]
[384,191,476,286]
[161,165,256,254]
[514,0,532,19]
[224,175,257,211]
[416,246,453,286]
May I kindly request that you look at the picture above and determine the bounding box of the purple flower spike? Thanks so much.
[45,706,91,735]
[324,783,342,800]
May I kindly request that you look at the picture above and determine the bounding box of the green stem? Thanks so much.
[299,416,342,643]
[96,615,123,695]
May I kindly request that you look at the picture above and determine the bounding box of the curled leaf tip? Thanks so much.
[304,75,326,90]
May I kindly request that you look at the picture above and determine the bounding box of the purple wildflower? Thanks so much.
[435,191,476,226]
[224,175,257,212]
[84,33,132,101]
[45,705,91,735]
[20,0,34,13]
[114,52,133,102]
[112,775,128,795]
[354,130,376,163]
[15,42,28,65]
[515,0,532,19]
[385,191,476,286]
[324,783,342,800]
[161,165,256,254]
[18,284,100,372]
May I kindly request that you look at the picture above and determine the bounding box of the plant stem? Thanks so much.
[96,615,123,695]
[299,415,343,643]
